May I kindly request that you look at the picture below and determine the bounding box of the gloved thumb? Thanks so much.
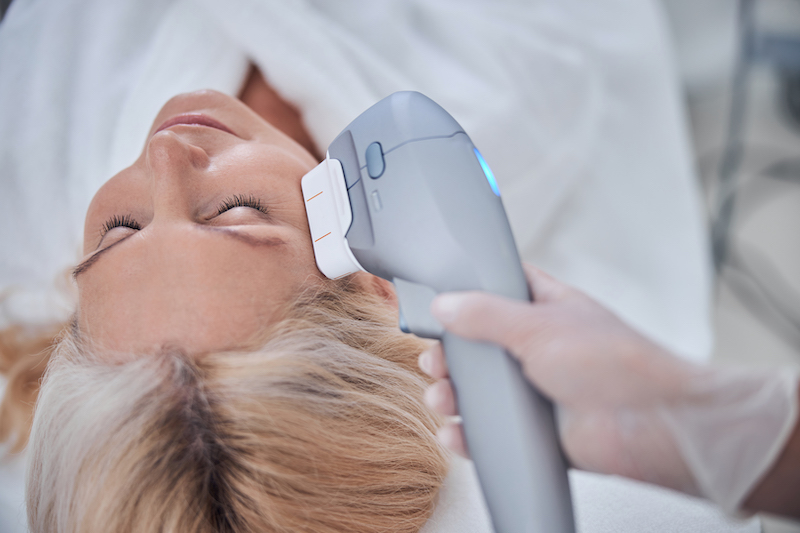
[430,290,542,356]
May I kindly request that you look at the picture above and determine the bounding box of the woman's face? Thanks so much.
[76,90,325,354]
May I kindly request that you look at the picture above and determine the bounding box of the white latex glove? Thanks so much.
[419,265,799,514]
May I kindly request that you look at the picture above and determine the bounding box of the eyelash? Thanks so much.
[101,214,142,237]
[215,194,268,216]
[99,195,266,237]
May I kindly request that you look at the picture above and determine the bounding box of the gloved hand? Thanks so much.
[419,264,799,514]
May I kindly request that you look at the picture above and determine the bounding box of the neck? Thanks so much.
[238,65,322,161]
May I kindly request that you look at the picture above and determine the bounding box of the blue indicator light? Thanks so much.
[474,148,500,196]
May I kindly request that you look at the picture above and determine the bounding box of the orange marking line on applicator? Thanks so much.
[306,191,323,202]
[314,232,332,242]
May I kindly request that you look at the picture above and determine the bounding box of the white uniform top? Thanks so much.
[0,0,754,531]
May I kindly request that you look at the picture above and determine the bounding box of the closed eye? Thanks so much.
[101,214,142,237]
[216,194,269,216]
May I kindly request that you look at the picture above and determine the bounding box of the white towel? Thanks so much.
[420,457,760,533]
[0,0,741,531]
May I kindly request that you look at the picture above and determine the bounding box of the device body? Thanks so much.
[302,91,574,533]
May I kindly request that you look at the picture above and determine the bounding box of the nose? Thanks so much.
[145,130,211,220]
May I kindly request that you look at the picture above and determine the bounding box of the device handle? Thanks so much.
[441,332,575,533]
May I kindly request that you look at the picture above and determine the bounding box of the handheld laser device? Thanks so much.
[301,91,574,533]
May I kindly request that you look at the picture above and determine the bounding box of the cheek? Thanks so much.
[83,167,150,253]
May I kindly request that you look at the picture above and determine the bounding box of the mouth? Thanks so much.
[155,113,238,137]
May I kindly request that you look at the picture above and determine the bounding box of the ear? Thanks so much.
[351,272,398,308]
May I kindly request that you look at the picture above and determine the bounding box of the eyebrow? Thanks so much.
[203,226,287,248]
[72,238,128,279]
[72,226,287,280]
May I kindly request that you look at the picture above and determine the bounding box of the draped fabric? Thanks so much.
[0,1,741,532]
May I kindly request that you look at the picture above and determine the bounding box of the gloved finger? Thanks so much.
[418,343,449,379]
[437,422,470,459]
[424,378,459,416]
[522,263,570,303]
[431,291,544,357]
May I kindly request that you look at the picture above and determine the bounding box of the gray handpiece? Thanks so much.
[311,92,574,533]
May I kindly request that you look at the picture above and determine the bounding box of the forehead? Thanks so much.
[76,223,319,354]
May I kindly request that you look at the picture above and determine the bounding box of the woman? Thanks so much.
[5,85,450,533]
[2,1,746,532]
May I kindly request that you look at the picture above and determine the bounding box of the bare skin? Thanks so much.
[238,66,321,161]
[76,84,389,355]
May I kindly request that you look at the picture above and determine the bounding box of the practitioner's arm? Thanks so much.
[419,264,800,518]
[742,394,800,517]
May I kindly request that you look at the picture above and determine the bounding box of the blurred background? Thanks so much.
[0,0,798,530]
[660,1,800,532]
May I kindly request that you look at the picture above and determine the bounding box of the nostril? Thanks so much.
[146,130,210,171]
[188,143,210,169]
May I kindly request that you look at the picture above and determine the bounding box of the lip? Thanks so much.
[154,113,238,137]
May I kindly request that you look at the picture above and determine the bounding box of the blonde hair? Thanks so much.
[25,280,448,533]
[0,323,62,453]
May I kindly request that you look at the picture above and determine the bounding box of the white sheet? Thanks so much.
[0,0,740,531]
[422,456,760,533]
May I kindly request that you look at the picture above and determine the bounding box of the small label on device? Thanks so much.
[370,190,383,212]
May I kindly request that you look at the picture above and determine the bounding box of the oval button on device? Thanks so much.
[365,142,385,179]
